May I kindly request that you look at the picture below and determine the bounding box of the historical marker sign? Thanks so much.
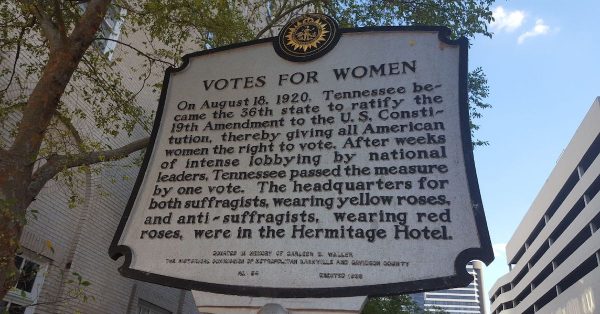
[110,15,494,298]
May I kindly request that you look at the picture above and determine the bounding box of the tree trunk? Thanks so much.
[0,156,31,300]
[0,215,22,300]
[0,0,112,301]
[0,50,81,301]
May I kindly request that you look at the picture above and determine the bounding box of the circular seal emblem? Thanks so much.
[274,13,340,62]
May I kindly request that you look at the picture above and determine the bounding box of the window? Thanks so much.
[138,299,171,314]
[80,4,125,58]
[204,32,215,50]
[0,301,26,314]
[2,254,47,314]
[96,5,125,56]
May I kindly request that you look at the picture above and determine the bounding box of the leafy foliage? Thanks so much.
[362,295,448,314]
[0,0,494,187]
[469,67,492,146]
[329,0,494,38]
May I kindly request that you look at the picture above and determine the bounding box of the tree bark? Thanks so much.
[0,148,34,300]
[0,0,113,301]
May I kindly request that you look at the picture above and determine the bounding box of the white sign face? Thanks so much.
[111,20,493,298]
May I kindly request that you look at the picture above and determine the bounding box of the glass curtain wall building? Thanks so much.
[412,261,486,314]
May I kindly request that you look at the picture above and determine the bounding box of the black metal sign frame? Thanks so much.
[110,25,494,298]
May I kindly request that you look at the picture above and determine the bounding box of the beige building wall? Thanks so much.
[489,98,600,314]
[0,14,200,314]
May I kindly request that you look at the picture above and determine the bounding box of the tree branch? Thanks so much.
[128,59,154,110]
[68,0,111,54]
[28,137,149,198]
[25,296,79,308]
[254,0,316,40]
[9,0,110,167]
[62,0,92,3]
[53,0,68,40]
[112,0,144,16]
[55,111,84,147]
[0,149,8,162]
[95,37,176,67]
[78,54,153,134]
[19,0,62,50]
[0,26,28,94]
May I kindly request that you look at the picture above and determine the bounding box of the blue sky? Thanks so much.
[469,0,600,294]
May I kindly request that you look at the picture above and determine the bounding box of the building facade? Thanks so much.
[489,98,600,314]
[0,8,200,314]
[412,261,487,314]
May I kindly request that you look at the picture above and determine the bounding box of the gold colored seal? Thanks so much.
[275,13,340,62]
[285,16,329,52]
